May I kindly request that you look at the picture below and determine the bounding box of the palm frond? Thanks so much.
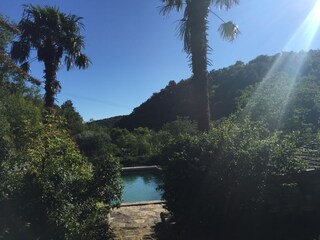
[67,14,84,29]
[64,55,73,71]
[211,0,240,10]
[11,40,31,63]
[19,19,39,46]
[218,21,240,41]
[13,4,90,83]
[75,53,90,69]
[160,0,184,15]
[176,4,192,54]
[178,18,192,54]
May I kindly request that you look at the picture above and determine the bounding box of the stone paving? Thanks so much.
[110,202,168,240]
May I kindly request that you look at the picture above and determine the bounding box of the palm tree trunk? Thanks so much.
[44,50,58,110]
[189,0,211,132]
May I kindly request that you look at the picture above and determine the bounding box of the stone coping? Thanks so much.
[121,165,162,172]
[120,200,165,207]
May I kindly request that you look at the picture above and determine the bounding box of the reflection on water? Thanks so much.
[121,170,163,202]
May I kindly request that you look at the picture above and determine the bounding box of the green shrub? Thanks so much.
[0,113,122,239]
[160,117,304,239]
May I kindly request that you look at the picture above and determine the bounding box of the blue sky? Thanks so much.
[1,0,320,121]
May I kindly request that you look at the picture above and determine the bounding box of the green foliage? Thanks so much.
[78,124,168,167]
[162,117,197,137]
[0,13,121,239]
[0,110,121,239]
[282,75,320,133]
[0,15,15,51]
[79,117,199,167]
[59,100,85,135]
[0,112,86,238]
[237,72,293,130]
[160,117,305,239]
[233,58,320,142]
[0,105,12,171]
[76,126,112,158]
[0,15,41,86]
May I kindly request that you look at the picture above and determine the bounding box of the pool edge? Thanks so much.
[122,165,162,172]
[120,200,165,207]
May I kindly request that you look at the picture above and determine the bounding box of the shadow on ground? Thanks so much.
[147,219,178,240]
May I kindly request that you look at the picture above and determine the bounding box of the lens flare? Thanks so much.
[240,1,320,128]
[285,0,320,51]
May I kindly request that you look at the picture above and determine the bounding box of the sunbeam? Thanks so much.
[240,0,320,129]
[284,0,320,51]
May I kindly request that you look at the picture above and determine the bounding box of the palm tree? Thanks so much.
[161,0,239,131]
[11,4,90,110]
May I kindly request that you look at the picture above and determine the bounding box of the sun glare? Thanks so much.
[285,0,320,51]
[240,0,320,127]
[313,0,320,15]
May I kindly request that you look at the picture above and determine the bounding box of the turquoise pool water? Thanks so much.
[121,170,163,202]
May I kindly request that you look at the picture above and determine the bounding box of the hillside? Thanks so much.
[95,50,320,131]
[89,115,124,128]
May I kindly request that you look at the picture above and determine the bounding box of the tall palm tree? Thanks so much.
[11,4,90,110]
[161,0,239,131]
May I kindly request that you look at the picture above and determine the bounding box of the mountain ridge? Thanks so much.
[92,50,320,130]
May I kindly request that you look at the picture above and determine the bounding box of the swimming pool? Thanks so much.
[121,168,163,202]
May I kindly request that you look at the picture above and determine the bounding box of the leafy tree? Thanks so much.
[59,100,85,135]
[11,4,90,109]
[160,0,239,131]
[0,111,121,239]
[162,116,197,137]
[0,14,41,86]
[76,126,113,159]
[0,15,16,51]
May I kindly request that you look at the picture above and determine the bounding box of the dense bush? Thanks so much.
[160,117,305,239]
[0,99,122,239]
